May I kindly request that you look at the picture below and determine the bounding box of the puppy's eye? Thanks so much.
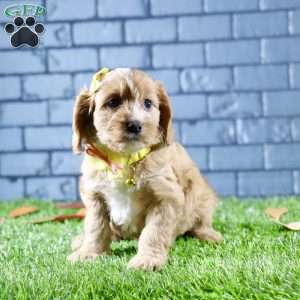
[106,98,122,109]
[144,99,152,109]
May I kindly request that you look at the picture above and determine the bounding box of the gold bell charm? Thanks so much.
[125,178,136,186]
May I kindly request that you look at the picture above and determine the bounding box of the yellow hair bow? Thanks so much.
[90,67,110,93]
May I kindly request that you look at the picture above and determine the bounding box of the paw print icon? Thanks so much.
[4,16,44,48]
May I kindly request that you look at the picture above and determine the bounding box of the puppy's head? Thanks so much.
[72,68,173,154]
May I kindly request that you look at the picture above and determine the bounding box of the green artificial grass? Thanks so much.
[0,198,300,300]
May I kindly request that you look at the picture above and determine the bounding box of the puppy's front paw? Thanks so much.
[209,230,223,243]
[71,233,84,251]
[127,254,166,271]
[202,229,223,243]
[193,227,223,243]
[68,249,100,263]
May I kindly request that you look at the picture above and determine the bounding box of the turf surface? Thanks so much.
[0,198,300,299]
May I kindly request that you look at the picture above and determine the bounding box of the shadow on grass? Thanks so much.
[111,242,137,257]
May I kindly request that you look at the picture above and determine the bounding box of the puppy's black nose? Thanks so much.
[127,120,142,134]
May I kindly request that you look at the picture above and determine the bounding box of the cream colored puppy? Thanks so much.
[68,68,223,271]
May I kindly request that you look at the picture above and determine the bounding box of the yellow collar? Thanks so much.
[85,143,152,185]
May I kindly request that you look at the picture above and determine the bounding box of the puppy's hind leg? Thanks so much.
[183,168,223,243]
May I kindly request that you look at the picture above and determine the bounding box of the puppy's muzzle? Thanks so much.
[127,120,142,135]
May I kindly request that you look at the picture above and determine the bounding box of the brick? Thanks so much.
[182,120,235,145]
[25,127,72,150]
[0,50,46,74]
[51,152,82,175]
[24,74,73,100]
[234,65,288,90]
[46,0,95,20]
[209,93,261,118]
[125,18,176,43]
[291,64,300,88]
[49,100,73,124]
[0,102,47,126]
[74,72,94,94]
[0,128,22,151]
[261,0,300,9]
[181,68,232,92]
[0,77,21,100]
[206,40,260,66]
[148,70,179,94]
[295,171,300,194]
[0,178,24,200]
[290,10,300,34]
[153,43,204,68]
[262,37,300,63]
[204,172,236,196]
[0,0,42,22]
[100,46,150,68]
[185,147,208,170]
[99,0,147,17]
[73,21,122,45]
[204,0,258,12]
[26,177,77,200]
[48,49,98,72]
[42,23,71,47]
[265,144,300,169]
[209,146,264,170]
[237,119,291,144]
[234,12,287,38]
[172,94,206,120]
[264,91,300,116]
[151,0,202,15]
[291,118,300,141]
[238,171,293,196]
[172,122,181,141]
[178,16,231,41]
[1,153,49,176]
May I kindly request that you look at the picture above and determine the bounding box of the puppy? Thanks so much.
[68,68,223,271]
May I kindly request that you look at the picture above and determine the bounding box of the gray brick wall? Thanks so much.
[0,0,299,200]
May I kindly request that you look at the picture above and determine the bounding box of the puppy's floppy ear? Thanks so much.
[156,81,174,145]
[72,89,96,154]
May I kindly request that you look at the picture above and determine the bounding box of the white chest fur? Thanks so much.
[104,179,138,228]
[84,173,141,230]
